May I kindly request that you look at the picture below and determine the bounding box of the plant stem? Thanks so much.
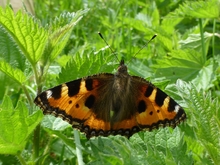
[22,85,33,114]
[199,18,206,63]
[212,19,216,58]
[74,130,84,165]
[33,124,41,165]
[16,152,27,165]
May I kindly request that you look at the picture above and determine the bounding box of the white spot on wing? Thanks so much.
[174,105,180,113]
[46,90,52,99]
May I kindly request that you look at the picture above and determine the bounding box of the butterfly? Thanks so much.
[34,57,186,139]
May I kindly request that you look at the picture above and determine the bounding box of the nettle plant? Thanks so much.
[0,0,220,164]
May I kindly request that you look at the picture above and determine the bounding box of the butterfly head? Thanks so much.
[116,60,129,77]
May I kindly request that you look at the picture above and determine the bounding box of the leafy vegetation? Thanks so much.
[0,0,220,164]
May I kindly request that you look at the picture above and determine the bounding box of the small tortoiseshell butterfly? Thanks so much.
[34,35,186,139]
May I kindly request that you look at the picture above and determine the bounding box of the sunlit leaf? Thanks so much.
[0,96,43,154]
[0,60,26,84]
[0,7,48,65]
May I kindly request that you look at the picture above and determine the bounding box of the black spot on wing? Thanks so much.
[168,98,186,119]
[155,88,167,107]
[34,92,48,105]
[51,85,62,99]
[85,95,95,109]
[138,100,146,113]
[145,86,154,97]
[168,98,178,112]
[66,79,81,97]
[85,79,93,91]
[175,107,185,119]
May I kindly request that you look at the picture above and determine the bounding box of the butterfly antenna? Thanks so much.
[98,32,120,62]
[132,34,157,59]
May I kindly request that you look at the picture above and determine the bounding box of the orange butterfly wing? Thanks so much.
[135,79,185,130]
[105,76,186,137]
[35,73,186,138]
[35,74,114,137]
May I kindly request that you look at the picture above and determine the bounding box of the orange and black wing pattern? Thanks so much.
[34,73,186,138]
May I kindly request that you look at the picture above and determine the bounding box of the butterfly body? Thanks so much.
[34,60,186,138]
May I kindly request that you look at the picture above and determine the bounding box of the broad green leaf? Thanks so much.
[56,55,72,67]
[0,60,26,84]
[179,32,214,57]
[181,0,219,18]
[0,95,14,111]
[0,96,43,154]
[169,0,219,18]
[41,115,70,131]
[0,6,48,65]
[154,49,206,83]
[191,60,215,90]
[154,30,173,51]
[129,58,153,79]
[0,25,26,70]
[162,13,183,34]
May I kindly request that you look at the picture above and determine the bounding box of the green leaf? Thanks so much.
[0,60,26,84]
[89,137,126,165]
[42,10,88,64]
[0,25,26,71]
[161,13,183,34]
[87,128,192,165]
[41,115,70,131]
[154,49,213,89]
[56,55,72,67]
[57,51,115,84]
[179,32,214,56]
[0,96,43,154]
[191,60,216,90]
[169,0,219,18]
[177,80,220,164]
[0,6,48,65]
[145,128,192,165]
[44,128,77,151]
[0,95,14,111]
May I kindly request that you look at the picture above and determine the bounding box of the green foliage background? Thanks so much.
[0,0,220,164]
